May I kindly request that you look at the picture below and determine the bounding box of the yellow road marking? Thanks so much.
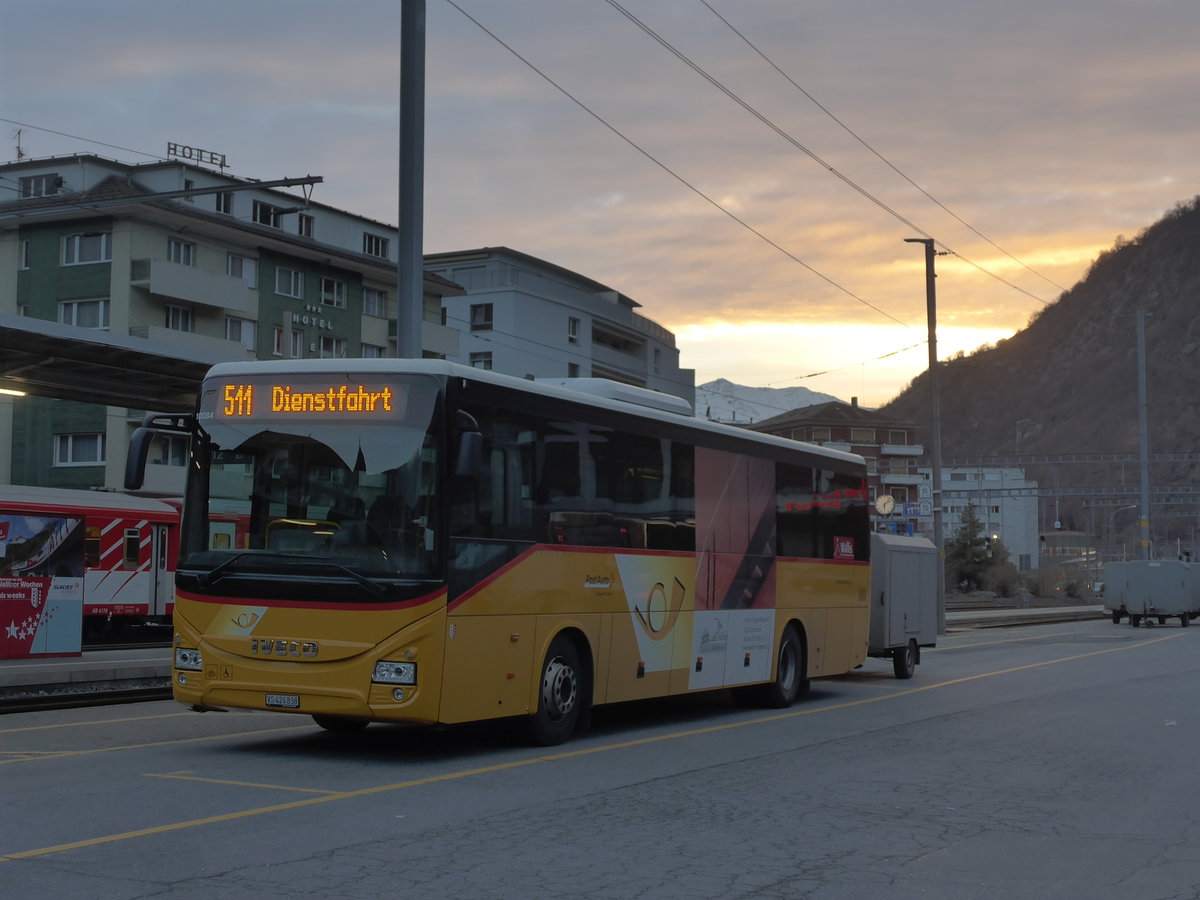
[143,772,341,795]
[0,725,311,765]
[0,630,1185,863]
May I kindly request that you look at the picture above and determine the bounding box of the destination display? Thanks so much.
[200,374,409,424]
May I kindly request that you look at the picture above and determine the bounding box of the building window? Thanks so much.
[319,336,347,358]
[225,316,256,350]
[887,430,909,445]
[320,277,347,308]
[850,427,876,443]
[298,213,314,238]
[809,427,831,442]
[54,432,106,467]
[253,200,283,228]
[19,240,30,270]
[290,331,304,358]
[568,363,581,377]
[165,304,193,332]
[20,173,63,198]
[275,267,303,298]
[183,178,195,202]
[216,191,234,215]
[363,288,387,317]
[59,298,110,330]
[653,347,662,374]
[469,351,493,370]
[361,343,386,359]
[227,253,257,286]
[151,435,188,466]
[568,317,580,344]
[62,232,112,265]
[362,233,389,258]
[272,326,285,357]
[167,238,195,266]
[470,303,493,331]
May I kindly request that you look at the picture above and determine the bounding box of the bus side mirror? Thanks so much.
[125,427,154,490]
[455,431,482,477]
[124,413,195,491]
[454,410,481,477]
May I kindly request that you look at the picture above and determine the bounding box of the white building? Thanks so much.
[425,247,695,409]
[933,466,1040,572]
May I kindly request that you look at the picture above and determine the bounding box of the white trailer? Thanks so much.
[1105,559,1200,627]
[868,533,939,678]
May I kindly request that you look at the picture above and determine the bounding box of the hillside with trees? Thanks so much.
[882,196,1200,544]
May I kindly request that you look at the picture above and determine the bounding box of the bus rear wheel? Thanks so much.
[529,635,583,746]
[761,625,807,709]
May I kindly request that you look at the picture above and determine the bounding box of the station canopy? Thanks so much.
[0,314,222,413]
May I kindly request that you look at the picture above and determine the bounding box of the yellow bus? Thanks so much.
[129,359,871,744]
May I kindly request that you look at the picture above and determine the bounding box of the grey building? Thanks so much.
[425,247,695,409]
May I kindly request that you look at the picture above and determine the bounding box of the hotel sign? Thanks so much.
[167,142,228,170]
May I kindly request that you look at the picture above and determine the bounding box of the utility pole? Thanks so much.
[905,238,946,634]
[1137,309,1152,558]
[396,0,426,359]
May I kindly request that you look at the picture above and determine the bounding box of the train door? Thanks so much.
[152,523,172,616]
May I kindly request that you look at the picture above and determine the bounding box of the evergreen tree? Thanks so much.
[945,501,989,590]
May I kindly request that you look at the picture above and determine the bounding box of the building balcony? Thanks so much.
[881,443,924,457]
[387,319,460,358]
[127,325,253,360]
[130,258,251,314]
[881,472,925,486]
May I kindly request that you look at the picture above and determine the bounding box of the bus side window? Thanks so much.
[123,528,141,568]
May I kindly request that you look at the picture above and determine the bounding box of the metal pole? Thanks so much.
[397,0,426,359]
[905,238,945,634]
[1137,309,1152,559]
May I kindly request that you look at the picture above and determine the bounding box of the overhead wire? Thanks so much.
[605,1,1052,307]
[443,0,910,329]
[700,1,1067,297]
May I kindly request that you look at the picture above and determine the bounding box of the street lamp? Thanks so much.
[1108,504,1137,563]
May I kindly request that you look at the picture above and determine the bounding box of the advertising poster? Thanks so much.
[0,514,85,658]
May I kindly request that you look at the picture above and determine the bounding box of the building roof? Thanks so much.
[749,400,916,433]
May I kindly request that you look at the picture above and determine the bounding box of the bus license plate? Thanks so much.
[265,693,300,709]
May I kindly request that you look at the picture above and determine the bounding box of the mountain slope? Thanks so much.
[882,196,1200,536]
[696,379,839,423]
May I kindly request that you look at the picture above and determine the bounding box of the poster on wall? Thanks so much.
[0,514,85,658]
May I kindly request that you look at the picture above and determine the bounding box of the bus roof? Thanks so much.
[202,358,865,467]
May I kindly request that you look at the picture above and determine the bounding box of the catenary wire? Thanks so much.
[701,1,1067,296]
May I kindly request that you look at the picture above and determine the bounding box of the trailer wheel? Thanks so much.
[1182,613,1190,628]
[893,639,918,679]
[1131,615,1142,627]
[1158,616,1168,625]
[1111,611,1122,624]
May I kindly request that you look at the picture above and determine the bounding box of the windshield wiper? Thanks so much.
[194,551,386,597]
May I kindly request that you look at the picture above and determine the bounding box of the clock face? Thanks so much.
[875,494,895,515]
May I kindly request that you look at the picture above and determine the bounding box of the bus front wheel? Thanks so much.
[312,714,369,733]
[529,635,583,746]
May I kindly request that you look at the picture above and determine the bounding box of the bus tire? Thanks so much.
[312,714,369,733]
[893,639,918,680]
[529,635,583,746]
[762,624,807,709]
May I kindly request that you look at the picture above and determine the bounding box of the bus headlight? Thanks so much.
[373,661,417,685]
[175,648,203,671]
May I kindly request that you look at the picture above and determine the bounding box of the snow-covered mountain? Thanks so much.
[694,379,842,424]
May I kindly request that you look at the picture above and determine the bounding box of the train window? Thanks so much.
[123,528,140,569]
[84,526,101,568]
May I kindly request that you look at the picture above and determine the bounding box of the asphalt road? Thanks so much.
[2,617,1198,899]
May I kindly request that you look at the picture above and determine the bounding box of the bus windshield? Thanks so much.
[180,372,443,601]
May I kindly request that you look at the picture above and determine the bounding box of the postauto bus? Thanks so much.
[127,359,870,744]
